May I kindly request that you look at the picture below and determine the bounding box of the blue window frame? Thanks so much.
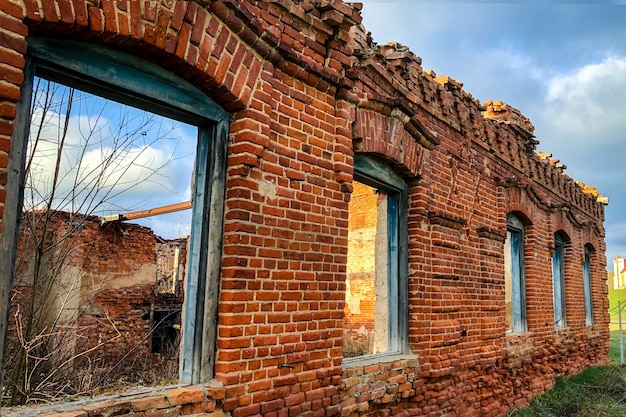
[552,234,566,328]
[583,245,594,326]
[505,214,526,334]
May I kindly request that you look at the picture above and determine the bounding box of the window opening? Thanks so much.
[505,214,526,333]
[156,239,184,296]
[553,234,566,328]
[583,245,594,326]
[151,309,182,356]
[1,38,228,406]
[343,156,407,360]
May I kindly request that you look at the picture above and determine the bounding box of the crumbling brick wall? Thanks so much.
[0,1,609,417]
[10,210,186,389]
[338,28,609,417]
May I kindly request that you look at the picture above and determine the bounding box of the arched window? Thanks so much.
[2,38,229,388]
[505,213,526,334]
[583,245,594,326]
[343,155,408,360]
[552,233,566,328]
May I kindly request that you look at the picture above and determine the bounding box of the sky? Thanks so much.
[359,0,626,269]
[28,80,196,239]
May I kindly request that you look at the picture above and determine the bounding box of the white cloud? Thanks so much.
[547,57,626,101]
[542,56,626,144]
[25,99,195,217]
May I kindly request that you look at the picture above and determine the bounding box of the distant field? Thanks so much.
[608,287,626,331]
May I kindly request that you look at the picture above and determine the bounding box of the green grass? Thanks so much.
[608,288,626,331]
[510,287,626,416]
[510,332,626,416]
[511,366,626,417]
[609,331,624,364]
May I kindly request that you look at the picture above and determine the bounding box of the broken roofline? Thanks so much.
[21,208,189,244]
[347,25,608,207]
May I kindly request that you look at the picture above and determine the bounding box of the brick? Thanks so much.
[0,31,26,55]
[167,387,206,405]
[180,401,205,415]
[153,6,170,49]
[55,0,75,30]
[83,400,132,415]
[0,0,24,18]
[86,6,104,36]
[100,0,117,36]
[0,46,25,69]
[0,12,27,36]
[72,0,89,28]
[0,118,13,135]
[0,63,23,84]
[232,403,260,417]
[144,408,180,417]
[132,396,171,411]
[170,1,187,31]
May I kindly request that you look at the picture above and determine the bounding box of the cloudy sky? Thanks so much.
[28,81,196,239]
[359,0,626,269]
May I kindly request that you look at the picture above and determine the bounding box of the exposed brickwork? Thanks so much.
[0,2,609,417]
[9,211,186,392]
[12,385,226,417]
[344,182,380,356]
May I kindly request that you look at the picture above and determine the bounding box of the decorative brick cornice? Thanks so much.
[428,211,467,230]
[477,227,506,243]
[348,24,606,222]
[210,1,362,91]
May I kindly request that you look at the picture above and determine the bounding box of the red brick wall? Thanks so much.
[0,2,609,417]
[15,210,158,275]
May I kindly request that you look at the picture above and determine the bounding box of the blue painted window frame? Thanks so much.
[552,234,566,328]
[344,155,408,362]
[506,214,527,334]
[18,38,229,385]
[583,246,594,326]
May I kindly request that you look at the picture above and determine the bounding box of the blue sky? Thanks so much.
[359,1,626,269]
[27,80,196,239]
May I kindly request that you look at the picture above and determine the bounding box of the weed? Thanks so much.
[509,366,626,417]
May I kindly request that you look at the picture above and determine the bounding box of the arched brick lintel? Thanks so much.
[503,186,537,228]
[22,0,264,112]
[503,183,605,251]
[351,108,429,179]
[552,210,576,244]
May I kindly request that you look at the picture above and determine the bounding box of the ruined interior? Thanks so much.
[0,1,610,417]
[7,210,187,398]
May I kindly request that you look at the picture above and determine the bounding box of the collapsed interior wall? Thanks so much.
[8,210,186,389]
[0,1,609,416]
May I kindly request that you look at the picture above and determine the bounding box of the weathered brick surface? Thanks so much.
[8,211,186,392]
[0,2,609,417]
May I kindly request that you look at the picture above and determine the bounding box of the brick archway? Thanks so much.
[18,2,262,112]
